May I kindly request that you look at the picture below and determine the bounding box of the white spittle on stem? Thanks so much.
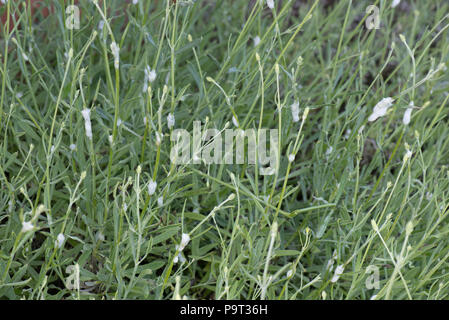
[368,97,394,122]
[21,221,34,233]
[392,0,401,8]
[110,41,120,70]
[179,233,190,252]
[167,113,175,129]
[331,265,345,283]
[232,116,239,127]
[156,132,162,146]
[403,101,414,125]
[253,36,261,47]
[148,179,157,195]
[288,154,295,163]
[56,233,65,248]
[81,109,92,139]
[143,65,157,92]
[291,101,300,122]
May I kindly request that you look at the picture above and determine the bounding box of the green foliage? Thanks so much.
[0,0,449,300]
